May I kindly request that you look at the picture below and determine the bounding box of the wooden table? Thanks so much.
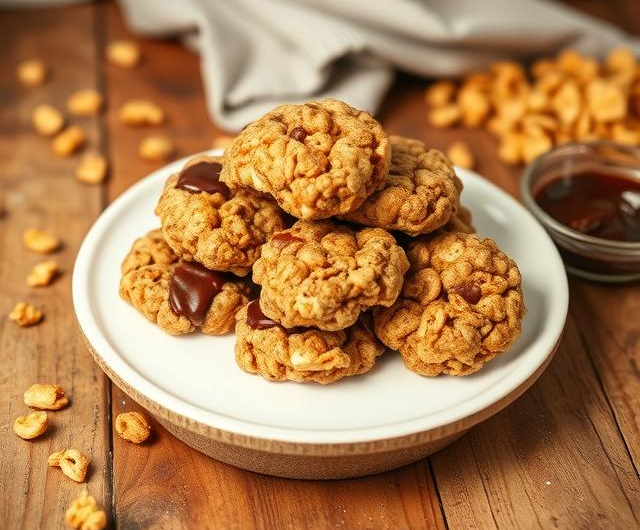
[1,2,639,528]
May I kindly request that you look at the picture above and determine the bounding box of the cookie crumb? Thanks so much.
[27,260,59,287]
[139,135,174,162]
[115,411,151,443]
[17,59,47,87]
[106,39,141,69]
[67,89,104,117]
[76,153,108,185]
[13,411,48,440]
[52,125,87,157]
[446,141,475,169]
[32,104,65,137]
[119,100,164,126]
[49,449,90,483]
[24,383,69,410]
[23,228,61,253]
[10,302,43,327]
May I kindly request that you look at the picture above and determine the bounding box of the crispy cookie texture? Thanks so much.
[235,305,384,384]
[221,99,391,220]
[374,232,524,376]
[155,155,288,276]
[341,136,460,235]
[119,229,249,335]
[253,220,409,331]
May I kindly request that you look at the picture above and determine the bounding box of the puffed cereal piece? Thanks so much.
[13,411,48,440]
[67,89,103,116]
[425,81,456,108]
[498,132,523,165]
[32,104,65,137]
[65,491,108,530]
[586,79,627,123]
[24,383,69,410]
[521,132,552,163]
[52,126,87,157]
[611,121,640,146]
[446,141,475,169]
[17,59,47,87]
[118,99,164,126]
[27,260,58,287]
[428,104,461,128]
[23,228,61,253]
[10,302,43,327]
[551,81,581,126]
[457,86,490,127]
[605,47,636,75]
[106,39,141,68]
[48,449,90,483]
[76,153,108,185]
[115,411,151,443]
[139,135,174,161]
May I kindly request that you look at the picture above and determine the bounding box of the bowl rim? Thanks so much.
[520,141,640,252]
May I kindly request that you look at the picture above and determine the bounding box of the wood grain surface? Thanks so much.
[1,1,639,529]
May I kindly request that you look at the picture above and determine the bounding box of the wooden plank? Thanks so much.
[102,3,447,529]
[0,5,112,529]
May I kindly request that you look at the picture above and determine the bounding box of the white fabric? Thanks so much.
[4,0,639,130]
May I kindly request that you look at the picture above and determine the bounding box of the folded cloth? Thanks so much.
[4,0,638,129]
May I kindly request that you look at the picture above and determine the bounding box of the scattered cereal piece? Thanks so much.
[498,133,523,165]
[67,89,104,117]
[49,449,89,483]
[605,47,636,75]
[106,39,141,69]
[17,59,47,87]
[32,104,65,137]
[446,141,475,169]
[428,104,461,128]
[13,411,48,440]
[27,260,58,287]
[586,79,627,123]
[211,135,235,150]
[138,135,174,162]
[115,411,151,444]
[10,302,43,327]
[24,383,69,410]
[521,132,553,163]
[76,153,108,185]
[119,99,164,126]
[458,86,490,127]
[425,81,456,108]
[52,125,87,157]
[65,491,107,530]
[611,121,640,146]
[23,228,61,253]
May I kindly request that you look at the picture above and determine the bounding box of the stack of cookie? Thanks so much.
[120,99,525,384]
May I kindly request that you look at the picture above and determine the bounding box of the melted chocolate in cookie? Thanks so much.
[176,161,230,198]
[270,232,303,249]
[451,281,482,305]
[169,261,228,326]
[289,127,308,142]
[246,300,278,330]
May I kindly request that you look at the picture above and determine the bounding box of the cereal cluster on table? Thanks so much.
[120,99,525,383]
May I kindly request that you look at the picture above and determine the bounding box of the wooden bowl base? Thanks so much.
[156,416,467,479]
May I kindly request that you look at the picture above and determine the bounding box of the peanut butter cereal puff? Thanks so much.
[221,99,390,220]
[120,229,249,335]
[253,220,409,331]
[341,137,460,235]
[374,232,524,376]
[235,302,384,384]
[155,155,288,276]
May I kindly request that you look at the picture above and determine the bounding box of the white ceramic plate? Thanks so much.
[73,150,568,446]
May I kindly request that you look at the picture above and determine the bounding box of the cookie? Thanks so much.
[221,99,390,220]
[119,229,249,335]
[341,137,460,235]
[253,220,409,331]
[374,232,524,376]
[235,301,384,384]
[155,155,288,276]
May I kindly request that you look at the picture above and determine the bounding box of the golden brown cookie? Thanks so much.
[374,232,524,376]
[155,155,288,276]
[253,220,409,331]
[221,99,390,220]
[119,229,249,335]
[235,302,384,384]
[341,137,460,235]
